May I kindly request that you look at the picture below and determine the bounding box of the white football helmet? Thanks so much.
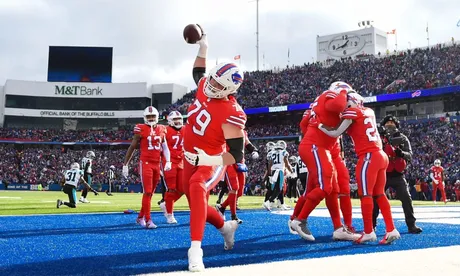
[71,162,80,170]
[329,81,354,93]
[167,110,183,128]
[288,156,298,164]
[86,151,95,159]
[434,159,441,167]
[266,142,275,152]
[109,165,115,170]
[204,62,244,99]
[143,106,159,127]
[347,92,364,108]
[276,140,287,150]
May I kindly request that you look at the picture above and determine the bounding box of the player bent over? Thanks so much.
[57,162,98,208]
[123,106,172,229]
[319,92,400,244]
[183,25,246,272]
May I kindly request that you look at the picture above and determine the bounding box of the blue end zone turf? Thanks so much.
[1,208,460,275]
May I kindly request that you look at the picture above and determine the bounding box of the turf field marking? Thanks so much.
[0,196,22,199]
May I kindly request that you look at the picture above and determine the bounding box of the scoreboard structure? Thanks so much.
[47,46,113,83]
[316,26,388,62]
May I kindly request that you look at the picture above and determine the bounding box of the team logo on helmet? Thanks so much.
[231,72,243,85]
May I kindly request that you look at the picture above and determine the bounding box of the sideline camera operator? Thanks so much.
[372,115,422,234]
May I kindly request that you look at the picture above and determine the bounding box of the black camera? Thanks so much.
[379,126,404,147]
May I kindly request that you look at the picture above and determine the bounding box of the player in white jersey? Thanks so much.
[80,151,95,203]
[263,140,293,210]
[57,162,99,208]
[106,165,116,196]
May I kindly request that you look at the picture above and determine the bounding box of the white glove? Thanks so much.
[184,147,223,166]
[164,161,172,171]
[251,151,259,160]
[122,165,129,178]
[195,24,208,58]
[433,179,439,185]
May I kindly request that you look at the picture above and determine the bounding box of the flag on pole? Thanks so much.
[387,29,396,35]
[234,55,241,60]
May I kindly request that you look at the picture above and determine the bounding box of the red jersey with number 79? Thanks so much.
[341,107,382,156]
[184,77,247,156]
[133,124,167,163]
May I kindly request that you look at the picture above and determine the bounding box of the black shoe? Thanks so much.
[408,225,422,234]
[56,199,62,209]
[106,192,113,196]
[231,215,243,224]
[157,199,164,205]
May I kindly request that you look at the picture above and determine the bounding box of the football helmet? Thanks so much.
[347,92,364,108]
[167,110,183,128]
[109,165,115,170]
[266,142,275,152]
[434,159,441,167]
[71,162,80,170]
[329,81,354,93]
[86,151,95,159]
[204,62,244,99]
[275,140,287,150]
[143,106,159,127]
[288,156,298,164]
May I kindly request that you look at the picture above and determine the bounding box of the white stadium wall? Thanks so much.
[3,79,149,98]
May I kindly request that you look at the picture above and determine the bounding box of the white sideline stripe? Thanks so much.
[139,245,460,276]
[0,196,22,199]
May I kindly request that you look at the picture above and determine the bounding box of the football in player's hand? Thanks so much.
[183,24,203,44]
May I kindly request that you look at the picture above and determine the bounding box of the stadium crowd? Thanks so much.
[0,118,459,201]
[163,43,460,115]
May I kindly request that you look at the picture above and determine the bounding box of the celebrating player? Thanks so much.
[182,25,246,272]
[57,162,98,209]
[159,110,185,223]
[79,150,95,203]
[318,92,400,244]
[291,82,359,242]
[430,159,447,204]
[123,106,172,229]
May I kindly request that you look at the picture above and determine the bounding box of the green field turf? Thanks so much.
[0,190,458,216]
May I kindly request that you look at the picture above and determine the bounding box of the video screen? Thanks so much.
[47,46,113,83]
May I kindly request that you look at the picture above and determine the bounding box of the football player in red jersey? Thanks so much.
[159,110,185,223]
[216,130,259,223]
[182,26,247,272]
[291,109,355,233]
[319,92,401,244]
[122,106,172,229]
[291,82,360,242]
[430,159,447,204]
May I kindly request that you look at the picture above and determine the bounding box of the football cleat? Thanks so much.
[333,226,361,241]
[291,219,315,241]
[262,201,271,211]
[56,199,63,209]
[231,214,243,224]
[220,220,239,250]
[166,214,177,224]
[379,228,401,245]
[188,247,205,272]
[354,231,377,244]
[159,202,167,215]
[146,220,158,229]
[288,220,298,235]
[136,217,146,227]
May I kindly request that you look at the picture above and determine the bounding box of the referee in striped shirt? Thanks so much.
[107,165,115,196]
